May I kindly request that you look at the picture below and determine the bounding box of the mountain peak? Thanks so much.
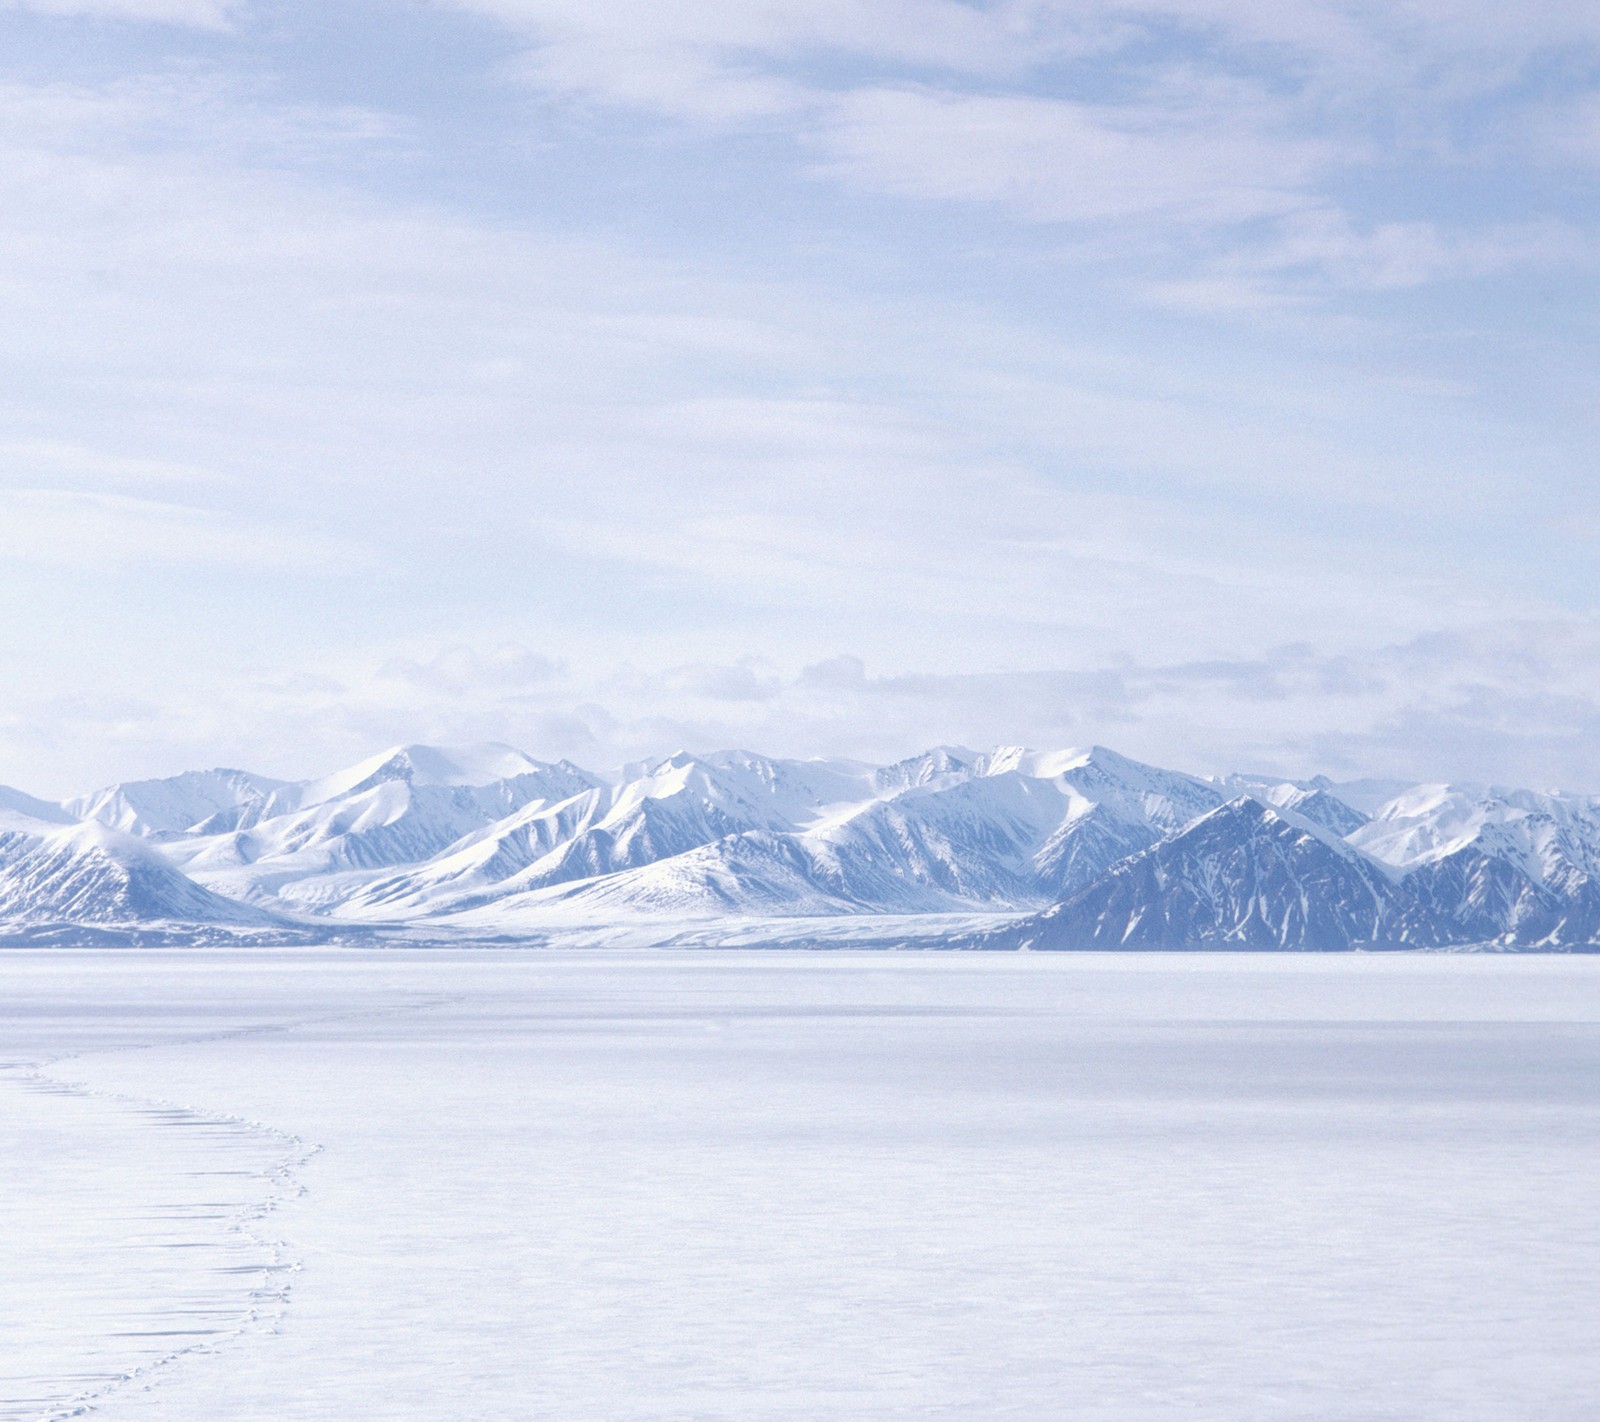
[304,742,552,803]
[874,746,982,794]
[65,767,287,839]
[0,784,76,833]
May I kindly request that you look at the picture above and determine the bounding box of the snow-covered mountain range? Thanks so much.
[3,741,1599,948]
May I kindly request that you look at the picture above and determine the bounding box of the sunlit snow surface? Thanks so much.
[3,950,1599,1420]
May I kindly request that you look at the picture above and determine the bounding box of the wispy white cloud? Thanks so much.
[813,84,1339,227]
[1137,210,1593,308]
[1227,210,1590,290]
[378,644,565,695]
[0,488,365,569]
[1,0,235,27]
[447,0,1600,114]
[0,439,218,489]
[464,0,1064,122]
[447,0,1600,294]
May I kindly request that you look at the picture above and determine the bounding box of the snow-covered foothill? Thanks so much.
[0,820,288,938]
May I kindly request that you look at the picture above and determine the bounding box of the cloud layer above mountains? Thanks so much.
[0,1,1596,791]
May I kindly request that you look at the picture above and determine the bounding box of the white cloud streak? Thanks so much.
[813,85,1339,226]
[0,489,366,570]
[447,0,1600,110]
[446,0,1600,292]
[1,0,234,26]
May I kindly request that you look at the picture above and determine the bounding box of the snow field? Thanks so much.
[2,950,1599,1419]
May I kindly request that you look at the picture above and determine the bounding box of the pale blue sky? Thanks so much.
[2,0,1598,792]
